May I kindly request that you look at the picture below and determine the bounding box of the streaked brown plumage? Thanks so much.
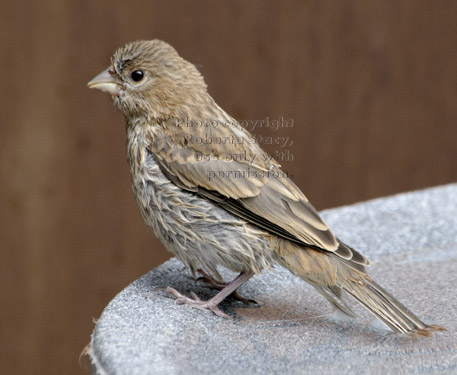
[88,39,443,336]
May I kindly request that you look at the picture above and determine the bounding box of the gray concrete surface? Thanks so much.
[90,184,457,375]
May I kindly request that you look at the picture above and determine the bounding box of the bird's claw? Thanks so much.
[164,287,232,319]
[196,270,259,305]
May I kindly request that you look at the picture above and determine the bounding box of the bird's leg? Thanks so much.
[166,271,254,319]
[196,269,258,305]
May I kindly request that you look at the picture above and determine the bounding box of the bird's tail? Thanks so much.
[338,276,444,336]
[275,244,444,336]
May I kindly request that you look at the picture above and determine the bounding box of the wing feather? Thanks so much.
[147,118,368,265]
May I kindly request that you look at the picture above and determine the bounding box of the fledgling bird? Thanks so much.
[88,39,443,336]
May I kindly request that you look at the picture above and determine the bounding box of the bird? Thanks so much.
[88,39,443,336]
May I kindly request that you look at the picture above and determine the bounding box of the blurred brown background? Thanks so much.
[1,0,456,374]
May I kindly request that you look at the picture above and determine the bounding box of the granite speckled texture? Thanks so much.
[90,184,457,375]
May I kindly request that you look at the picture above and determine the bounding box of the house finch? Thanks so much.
[88,40,442,336]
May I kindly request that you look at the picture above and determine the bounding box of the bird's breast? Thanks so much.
[124,125,276,276]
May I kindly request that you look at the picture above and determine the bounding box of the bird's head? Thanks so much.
[88,39,208,121]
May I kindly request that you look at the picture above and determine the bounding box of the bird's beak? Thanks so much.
[87,67,121,96]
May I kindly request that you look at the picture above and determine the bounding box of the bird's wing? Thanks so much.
[147,118,368,263]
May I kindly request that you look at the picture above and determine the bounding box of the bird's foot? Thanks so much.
[196,269,259,305]
[165,287,231,319]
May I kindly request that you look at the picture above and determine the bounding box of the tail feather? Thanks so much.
[340,278,444,336]
[275,242,444,336]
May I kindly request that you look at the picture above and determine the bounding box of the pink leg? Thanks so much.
[165,271,254,318]
[196,269,258,305]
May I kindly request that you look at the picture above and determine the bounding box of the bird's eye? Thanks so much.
[130,70,144,82]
